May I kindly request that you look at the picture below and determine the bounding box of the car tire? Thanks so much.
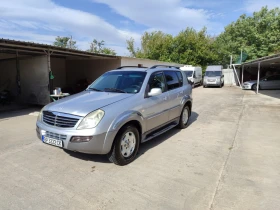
[177,105,190,129]
[252,84,260,91]
[107,124,140,166]
[203,85,207,88]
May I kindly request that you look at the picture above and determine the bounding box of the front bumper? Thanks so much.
[242,84,252,90]
[204,80,222,87]
[36,121,113,154]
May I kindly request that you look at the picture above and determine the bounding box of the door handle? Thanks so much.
[163,96,167,101]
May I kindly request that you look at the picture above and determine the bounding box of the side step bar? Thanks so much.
[142,123,177,143]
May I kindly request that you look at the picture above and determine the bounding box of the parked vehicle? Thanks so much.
[36,65,193,165]
[243,74,280,90]
[203,65,224,88]
[180,65,202,87]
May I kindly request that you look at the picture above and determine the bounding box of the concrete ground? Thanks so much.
[0,87,280,210]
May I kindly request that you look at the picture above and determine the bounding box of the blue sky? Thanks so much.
[0,0,279,55]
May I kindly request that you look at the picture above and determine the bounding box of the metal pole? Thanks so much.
[232,65,242,88]
[241,65,244,85]
[16,51,21,96]
[230,55,232,68]
[257,62,260,94]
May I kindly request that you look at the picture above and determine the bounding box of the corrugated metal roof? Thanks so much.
[242,53,280,66]
[0,38,118,58]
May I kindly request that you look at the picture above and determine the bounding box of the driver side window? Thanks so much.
[148,72,166,93]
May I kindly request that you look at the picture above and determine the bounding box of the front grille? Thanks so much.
[43,111,80,128]
[45,131,67,141]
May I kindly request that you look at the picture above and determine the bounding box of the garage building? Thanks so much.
[0,39,181,110]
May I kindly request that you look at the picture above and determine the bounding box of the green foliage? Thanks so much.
[88,39,116,55]
[127,28,220,68]
[53,36,77,49]
[127,6,280,66]
[215,6,280,63]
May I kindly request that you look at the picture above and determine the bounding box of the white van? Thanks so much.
[180,65,203,86]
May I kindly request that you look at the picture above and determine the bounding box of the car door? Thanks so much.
[164,71,184,121]
[143,72,170,131]
[261,75,277,89]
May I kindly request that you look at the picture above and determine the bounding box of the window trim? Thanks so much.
[144,71,167,98]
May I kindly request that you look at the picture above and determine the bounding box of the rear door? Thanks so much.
[164,71,184,121]
[143,72,170,131]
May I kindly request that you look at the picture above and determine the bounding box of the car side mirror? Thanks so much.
[148,88,162,97]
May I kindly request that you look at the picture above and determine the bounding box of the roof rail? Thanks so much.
[149,65,180,69]
[116,65,148,69]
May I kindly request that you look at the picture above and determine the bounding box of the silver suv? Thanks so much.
[36,65,193,165]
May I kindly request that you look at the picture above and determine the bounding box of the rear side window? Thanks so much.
[176,71,183,87]
[164,71,180,90]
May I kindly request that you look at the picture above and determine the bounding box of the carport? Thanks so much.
[240,54,280,94]
[0,39,120,109]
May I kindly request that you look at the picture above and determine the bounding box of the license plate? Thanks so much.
[42,136,63,148]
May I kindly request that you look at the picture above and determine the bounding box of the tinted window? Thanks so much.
[267,75,280,81]
[184,71,193,77]
[148,72,166,93]
[176,71,183,87]
[205,71,222,77]
[89,71,146,93]
[164,71,180,90]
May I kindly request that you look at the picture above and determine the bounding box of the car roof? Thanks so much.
[110,65,182,73]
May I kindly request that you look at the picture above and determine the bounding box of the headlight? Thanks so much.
[37,107,44,122]
[77,109,105,130]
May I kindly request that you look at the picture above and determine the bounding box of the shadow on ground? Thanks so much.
[137,112,199,159]
[64,111,199,164]
[0,105,42,119]
[259,90,280,99]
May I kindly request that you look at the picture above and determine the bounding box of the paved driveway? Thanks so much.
[0,87,280,210]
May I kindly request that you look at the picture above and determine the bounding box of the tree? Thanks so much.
[126,28,219,68]
[53,36,77,49]
[215,7,280,64]
[87,39,116,55]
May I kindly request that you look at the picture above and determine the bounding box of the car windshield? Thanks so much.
[184,71,193,77]
[88,71,147,94]
[205,71,221,77]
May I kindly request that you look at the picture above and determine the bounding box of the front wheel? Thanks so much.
[252,84,260,91]
[107,125,140,166]
[177,105,190,129]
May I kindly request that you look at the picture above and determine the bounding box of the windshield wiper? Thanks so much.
[88,88,102,92]
[104,88,127,93]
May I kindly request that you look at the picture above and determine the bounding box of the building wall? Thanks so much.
[223,68,240,86]
[20,56,50,105]
[65,58,121,87]
[121,57,182,68]
[0,59,17,96]
[51,57,66,89]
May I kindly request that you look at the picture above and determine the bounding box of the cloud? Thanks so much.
[244,0,280,13]
[92,0,213,33]
[0,0,141,55]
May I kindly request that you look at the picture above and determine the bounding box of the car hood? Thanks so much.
[45,91,133,117]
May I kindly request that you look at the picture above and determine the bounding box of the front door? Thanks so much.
[261,75,279,89]
[164,71,184,121]
[143,72,170,131]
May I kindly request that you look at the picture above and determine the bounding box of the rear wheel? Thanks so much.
[177,105,190,129]
[107,125,140,166]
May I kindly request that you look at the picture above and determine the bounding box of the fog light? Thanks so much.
[70,136,93,143]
